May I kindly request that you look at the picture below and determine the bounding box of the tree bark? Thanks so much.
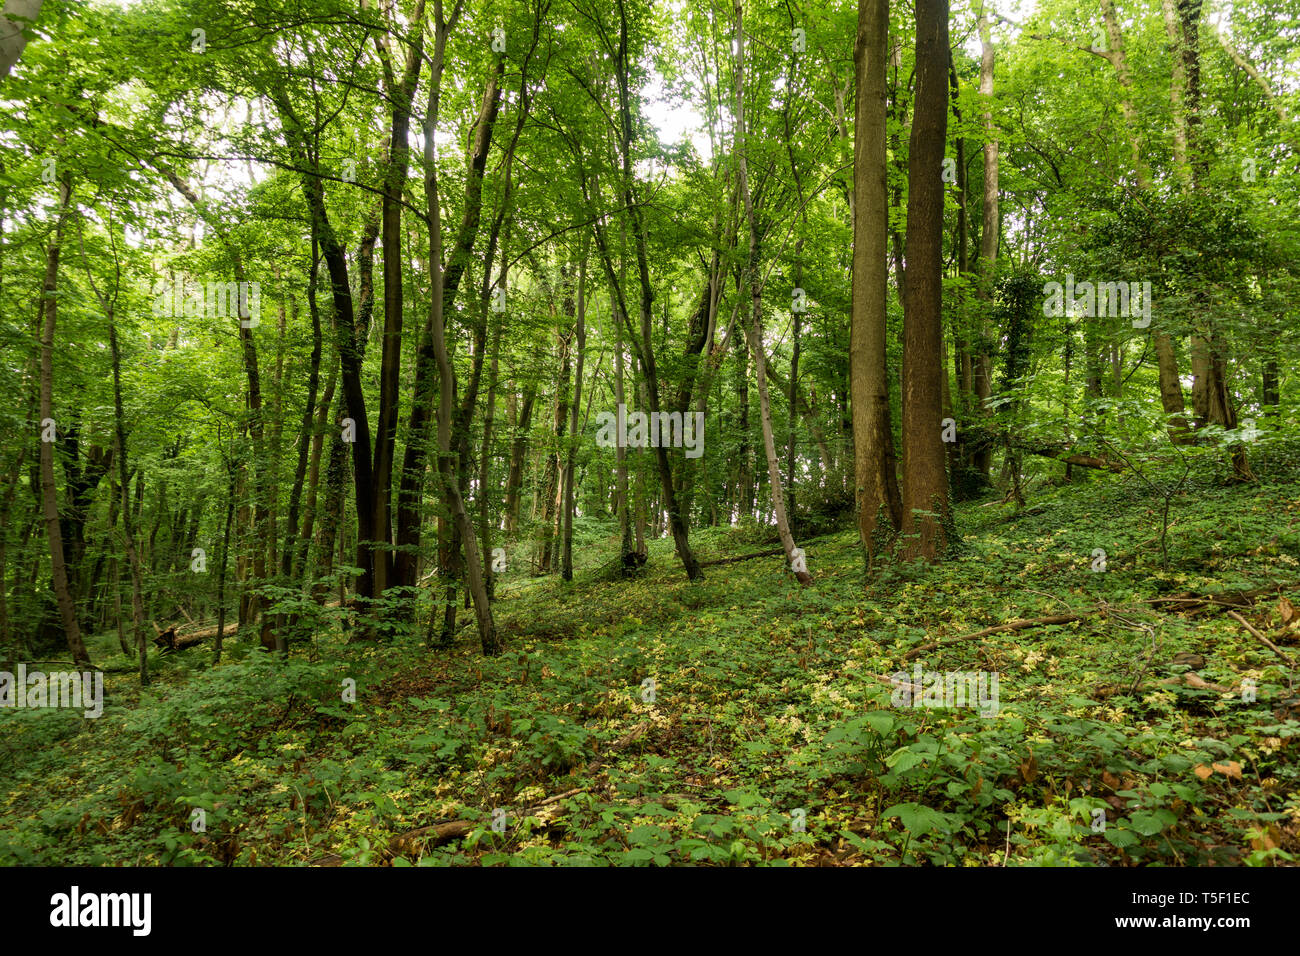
[562,249,587,581]
[372,8,426,595]
[899,0,952,562]
[38,180,90,666]
[421,3,499,654]
[971,7,997,478]
[395,51,503,592]
[734,0,810,584]
[851,0,903,560]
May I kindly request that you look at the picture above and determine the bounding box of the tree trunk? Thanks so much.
[503,385,536,534]
[734,0,810,584]
[971,6,997,478]
[395,54,503,592]
[851,0,904,560]
[614,304,635,565]
[372,13,425,595]
[38,176,90,667]
[562,249,587,581]
[270,88,377,601]
[213,463,235,664]
[422,10,499,654]
[900,0,952,562]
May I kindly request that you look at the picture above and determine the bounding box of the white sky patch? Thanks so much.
[642,69,712,164]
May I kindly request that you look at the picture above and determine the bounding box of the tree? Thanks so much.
[37,174,90,666]
[850,0,903,560]
[899,0,952,562]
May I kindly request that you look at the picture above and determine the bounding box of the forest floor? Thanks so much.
[3,449,1299,866]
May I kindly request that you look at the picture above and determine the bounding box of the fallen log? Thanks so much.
[384,787,588,858]
[1011,439,1127,473]
[698,547,785,568]
[897,582,1299,665]
[902,612,1090,661]
[1146,581,1299,617]
[150,620,236,651]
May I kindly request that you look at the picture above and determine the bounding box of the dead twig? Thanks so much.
[1227,610,1295,666]
[902,612,1089,662]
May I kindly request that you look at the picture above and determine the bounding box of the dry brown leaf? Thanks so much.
[1250,825,1281,851]
[1019,753,1039,784]
[1194,764,1214,780]
[1212,761,1243,780]
[1180,672,1232,692]
[1280,596,1297,626]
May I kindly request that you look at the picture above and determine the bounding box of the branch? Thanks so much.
[1227,610,1295,666]
[902,612,1089,661]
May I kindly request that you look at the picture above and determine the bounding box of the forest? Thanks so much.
[0,0,1297,869]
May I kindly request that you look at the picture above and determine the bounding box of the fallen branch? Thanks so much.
[1146,580,1299,617]
[8,660,106,672]
[625,791,724,807]
[1011,439,1127,473]
[902,612,1089,661]
[1158,672,1234,693]
[607,721,651,750]
[698,547,785,568]
[387,820,474,854]
[383,787,589,859]
[1227,610,1296,666]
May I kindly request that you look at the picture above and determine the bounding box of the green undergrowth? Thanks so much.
[2,452,1299,866]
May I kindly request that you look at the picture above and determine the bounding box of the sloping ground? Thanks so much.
[2,458,1298,866]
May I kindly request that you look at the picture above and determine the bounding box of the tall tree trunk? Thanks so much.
[614,305,635,565]
[562,249,587,581]
[106,289,145,682]
[971,7,997,478]
[298,357,336,581]
[395,53,503,592]
[282,243,322,585]
[38,176,90,667]
[733,319,752,517]
[734,0,810,584]
[479,321,502,598]
[1165,0,1246,475]
[1100,0,1188,441]
[0,0,44,79]
[421,5,499,654]
[851,0,903,560]
[537,291,573,573]
[372,11,425,596]
[503,385,536,534]
[900,0,952,561]
[213,462,235,664]
[269,88,377,600]
[595,0,702,581]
